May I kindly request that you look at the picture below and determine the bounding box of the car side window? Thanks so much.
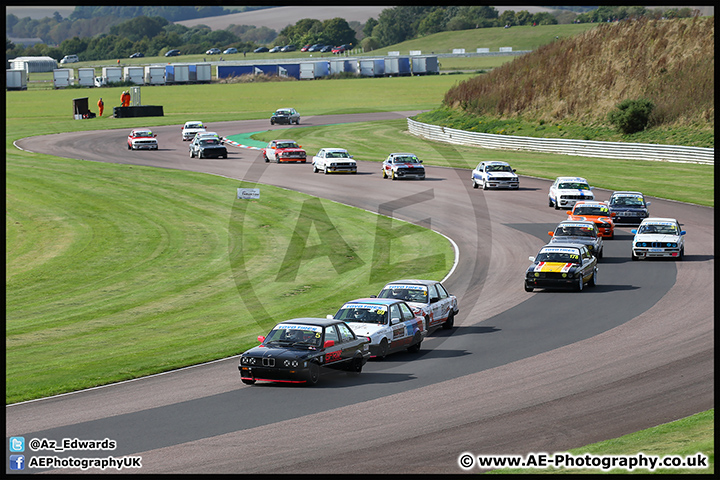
[337,323,355,343]
[389,304,401,323]
[324,325,339,344]
[399,302,414,321]
[428,284,439,302]
[435,283,448,299]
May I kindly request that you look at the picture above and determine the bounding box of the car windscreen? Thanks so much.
[264,324,323,347]
[396,156,419,163]
[277,142,298,148]
[334,305,388,324]
[488,165,512,172]
[555,226,596,237]
[611,196,645,206]
[327,151,348,158]
[134,131,152,137]
[536,251,581,264]
[558,182,590,190]
[573,206,608,215]
[638,224,678,235]
[377,285,428,304]
[201,139,219,145]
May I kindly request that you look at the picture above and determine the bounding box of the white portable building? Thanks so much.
[123,66,144,85]
[77,68,95,87]
[9,56,57,73]
[53,68,74,88]
[144,65,166,85]
[6,69,28,90]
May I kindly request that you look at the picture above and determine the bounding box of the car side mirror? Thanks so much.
[529,256,535,262]
[349,155,354,158]
[646,201,651,206]
[512,169,517,172]
[298,145,302,148]
[631,229,637,234]
[257,336,265,343]
[610,212,616,216]
[567,211,572,215]
[324,340,335,349]
[326,315,334,320]
[390,318,400,325]
[548,231,554,236]
[680,231,686,235]
[370,295,377,298]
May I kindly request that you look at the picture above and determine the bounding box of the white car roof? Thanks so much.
[483,161,511,166]
[322,148,348,152]
[555,176,588,183]
[184,121,204,127]
[639,217,678,225]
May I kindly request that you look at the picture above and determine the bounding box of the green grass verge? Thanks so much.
[489,409,713,474]
[6,154,451,404]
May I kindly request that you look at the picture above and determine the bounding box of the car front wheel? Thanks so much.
[305,363,320,385]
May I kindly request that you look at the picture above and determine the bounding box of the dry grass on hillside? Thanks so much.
[444,16,714,129]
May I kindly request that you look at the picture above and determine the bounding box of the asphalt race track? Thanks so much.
[8,112,714,474]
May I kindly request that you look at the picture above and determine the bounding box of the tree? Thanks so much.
[363,17,378,38]
[321,17,357,47]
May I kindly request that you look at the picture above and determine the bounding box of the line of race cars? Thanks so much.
[128,117,687,347]
[525,179,687,292]
[238,279,459,386]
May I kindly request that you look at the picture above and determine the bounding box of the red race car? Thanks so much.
[262,139,307,163]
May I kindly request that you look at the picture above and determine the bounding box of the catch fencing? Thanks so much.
[407,119,713,165]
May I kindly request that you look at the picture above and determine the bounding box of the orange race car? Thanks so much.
[566,201,615,239]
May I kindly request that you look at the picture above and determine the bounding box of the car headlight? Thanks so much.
[242,356,257,365]
[283,359,299,367]
[667,242,677,248]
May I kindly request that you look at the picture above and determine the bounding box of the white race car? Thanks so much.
[312,148,357,174]
[631,217,686,260]
[181,121,206,141]
[548,176,595,210]
[376,279,458,332]
[471,161,519,190]
[333,298,426,359]
[127,128,158,150]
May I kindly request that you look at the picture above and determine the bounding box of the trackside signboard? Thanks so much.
[237,188,260,199]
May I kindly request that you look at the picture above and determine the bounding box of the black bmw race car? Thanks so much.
[270,108,300,125]
[238,318,370,385]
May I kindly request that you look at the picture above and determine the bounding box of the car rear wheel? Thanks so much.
[407,334,422,353]
[346,356,363,376]
[442,312,454,330]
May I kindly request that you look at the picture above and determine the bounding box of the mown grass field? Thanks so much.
[5,36,713,472]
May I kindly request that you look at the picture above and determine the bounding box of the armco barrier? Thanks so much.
[407,119,713,165]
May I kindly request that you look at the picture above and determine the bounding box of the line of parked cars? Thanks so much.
[238,279,459,386]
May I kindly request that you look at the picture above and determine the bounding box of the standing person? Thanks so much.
[97,97,104,117]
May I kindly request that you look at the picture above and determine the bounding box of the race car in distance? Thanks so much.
[189,135,228,159]
[548,220,603,259]
[332,298,426,359]
[525,243,598,292]
[608,191,652,225]
[238,318,370,385]
[376,279,458,332]
[631,217,686,260]
[566,201,615,239]
[127,128,158,150]
[181,121,206,141]
[548,176,594,210]
[312,148,357,174]
[471,161,519,190]
[270,108,300,125]
[262,139,307,163]
[381,153,425,180]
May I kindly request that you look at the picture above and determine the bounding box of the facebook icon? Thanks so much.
[10,455,25,471]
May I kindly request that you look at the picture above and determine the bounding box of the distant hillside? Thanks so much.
[443,16,714,129]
